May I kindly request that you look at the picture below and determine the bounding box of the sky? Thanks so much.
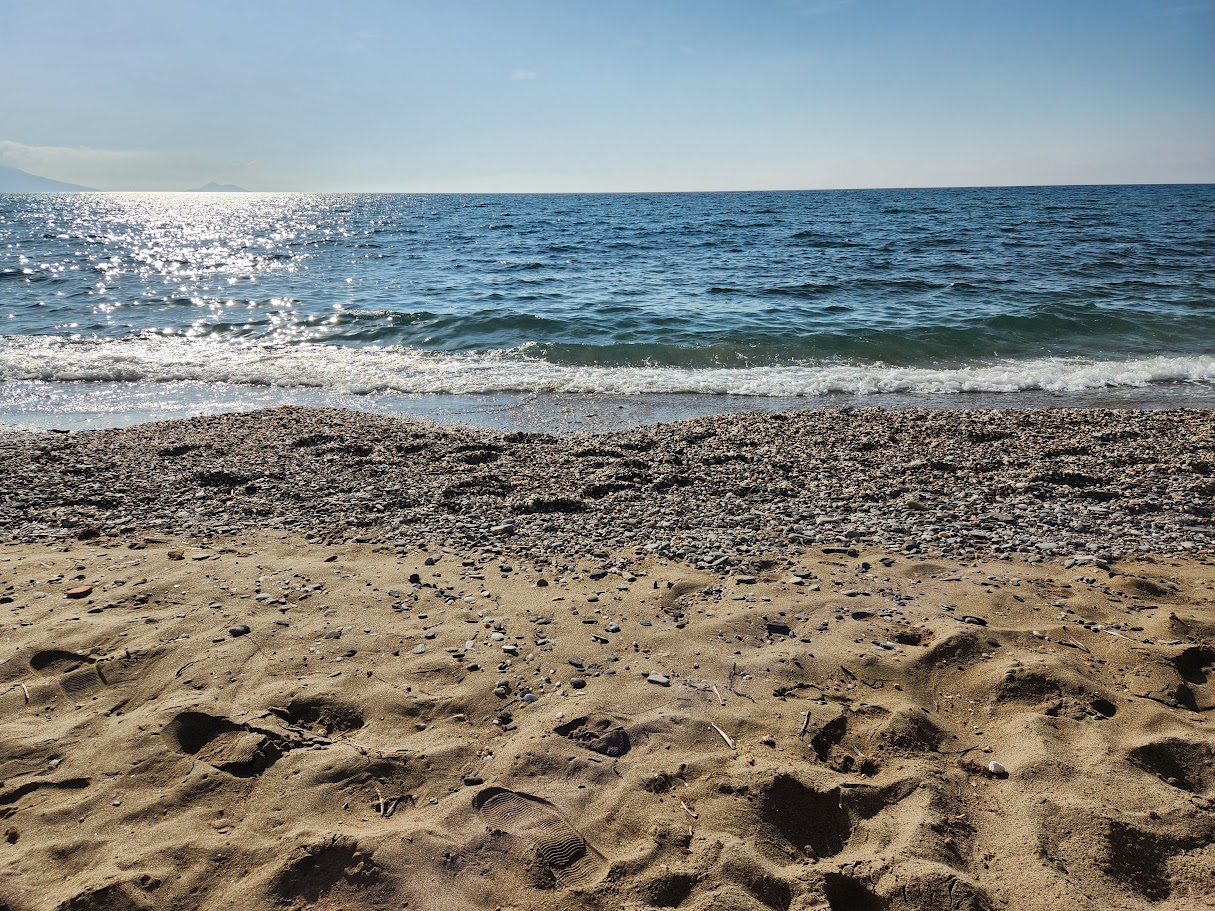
[1,0,1213,192]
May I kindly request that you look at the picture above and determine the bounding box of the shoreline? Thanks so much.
[4,379,1215,436]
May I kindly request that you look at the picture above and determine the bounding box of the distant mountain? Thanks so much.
[187,181,248,192]
[0,164,94,192]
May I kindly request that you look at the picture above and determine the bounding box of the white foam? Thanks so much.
[2,335,1214,397]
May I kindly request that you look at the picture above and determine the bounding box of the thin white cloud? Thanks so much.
[0,139,146,172]
[510,70,538,81]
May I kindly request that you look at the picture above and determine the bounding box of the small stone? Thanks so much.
[324,628,343,640]
[493,686,508,697]
[228,624,251,637]
[463,775,484,786]
[522,693,538,703]
[646,673,671,686]
[987,761,1006,776]
[64,586,93,599]
[569,676,586,689]
[412,643,427,654]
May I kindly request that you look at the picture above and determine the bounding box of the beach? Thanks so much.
[1,406,1213,910]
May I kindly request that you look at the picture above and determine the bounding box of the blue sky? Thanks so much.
[2,0,1212,191]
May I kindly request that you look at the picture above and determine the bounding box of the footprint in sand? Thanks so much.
[28,649,108,698]
[472,786,605,888]
[162,711,282,778]
[553,715,632,757]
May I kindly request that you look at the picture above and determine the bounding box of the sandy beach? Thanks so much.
[1,406,1213,911]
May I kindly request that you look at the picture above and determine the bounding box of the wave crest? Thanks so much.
[1,336,1213,397]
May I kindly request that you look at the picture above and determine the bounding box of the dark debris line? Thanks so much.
[1,406,1212,566]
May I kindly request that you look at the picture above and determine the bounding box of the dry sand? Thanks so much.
[2,533,1213,910]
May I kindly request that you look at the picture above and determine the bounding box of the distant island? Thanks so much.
[0,164,94,192]
[186,181,248,192]
[0,169,254,192]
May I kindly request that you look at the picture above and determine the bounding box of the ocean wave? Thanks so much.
[1,336,1213,397]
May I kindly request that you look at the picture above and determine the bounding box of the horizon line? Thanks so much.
[4,180,1214,196]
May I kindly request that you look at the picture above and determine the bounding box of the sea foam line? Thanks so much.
[1,336,1214,396]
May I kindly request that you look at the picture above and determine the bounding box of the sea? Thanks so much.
[1,185,1213,433]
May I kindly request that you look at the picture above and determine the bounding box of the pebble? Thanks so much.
[987,761,1007,776]
[228,624,251,637]
[646,673,671,686]
[3,410,1209,579]
[569,676,587,689]
[412,643,427,654]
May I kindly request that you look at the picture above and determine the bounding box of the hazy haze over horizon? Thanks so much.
[2,0,1212,193]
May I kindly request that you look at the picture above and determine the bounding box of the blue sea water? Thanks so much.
[1,185,1213,430]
